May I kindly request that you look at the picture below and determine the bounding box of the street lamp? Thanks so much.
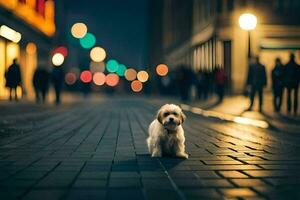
[239,13,257,58]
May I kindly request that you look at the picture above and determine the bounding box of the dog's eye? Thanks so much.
[164,112,169,117]
[173,112,178,116]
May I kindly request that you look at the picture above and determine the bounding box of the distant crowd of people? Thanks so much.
[159,53,299,115]
[5,58,64,104]
[247,53,299,114]
[175,65,227,103]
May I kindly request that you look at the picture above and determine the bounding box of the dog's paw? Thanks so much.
[177,152,189,159]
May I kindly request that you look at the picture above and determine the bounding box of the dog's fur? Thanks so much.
[147,104,188,159]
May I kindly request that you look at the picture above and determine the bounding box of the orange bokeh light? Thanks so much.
[156,64,169,76]
[26,42,37,55]
[131,80,143,92]
[93,72,106,86]
[105,73,119,87]
[71,22,87,38]
[137,70,149,83]
[125,68,137,81]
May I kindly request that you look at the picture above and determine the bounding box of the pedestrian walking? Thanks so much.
[52,66,64,105]
[5,59,22,101]
[214,67,226,102]
[283,53,300,115]
[271,58,284,112]
[33,66,50,103]
[246,56,267,112]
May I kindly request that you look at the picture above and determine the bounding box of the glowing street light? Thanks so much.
[239,13,257,58]
[90,47,106,62]
[52,53,64,66]
[71,23,87,39]
[239,13,257,31]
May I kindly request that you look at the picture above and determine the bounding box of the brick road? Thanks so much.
[0,98,300,200]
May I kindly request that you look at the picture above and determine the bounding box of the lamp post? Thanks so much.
[239,13,257,58]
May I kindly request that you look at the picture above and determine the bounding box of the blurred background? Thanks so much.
[0,0,299,107]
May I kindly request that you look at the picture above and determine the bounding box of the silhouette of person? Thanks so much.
[33,66,50,103]
[177,65,195,102]
[51,66,64,105]
[283,53,299,115]
[214,67,227,102]
[5,58,21,101]
[196,69,205,99]
[202,70,210,100]
[246,56,267,112]
[271,58,284,112]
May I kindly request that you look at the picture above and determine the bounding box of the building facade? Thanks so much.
[149,0,300,93]
[0,0,55,100]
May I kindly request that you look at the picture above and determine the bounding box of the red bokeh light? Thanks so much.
[105,73,119,87]
[80,70,92,83]
[65,72,77,85]
[53,46,68,57]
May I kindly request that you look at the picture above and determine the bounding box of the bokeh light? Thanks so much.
[124,68,137,81]
[106,59,119,73]
[131,80,143,92]
[80,70,92,83]
[65,72,77,85]
[90,61,105,73]
[137,70,149,83]
[116,64,127,76]
[90,47,106,62]
[156,64,169,76]
[80,33,96,49]
[53,46,68,57]
[93,72,106,86]
[105,73,119,87]
[71,23,87,38]
[26,42,37,55]
[239,13,257,31]
[52,53,64,67]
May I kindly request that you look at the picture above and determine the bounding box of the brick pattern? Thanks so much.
[0,99,300,199]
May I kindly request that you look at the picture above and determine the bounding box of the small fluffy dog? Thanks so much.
[147,104,188,159]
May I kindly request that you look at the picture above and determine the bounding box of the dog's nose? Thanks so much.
[169,117,174,121]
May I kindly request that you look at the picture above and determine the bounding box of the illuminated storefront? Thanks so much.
[0,0,55,100]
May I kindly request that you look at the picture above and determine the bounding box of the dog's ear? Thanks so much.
[157,109,163,124]
[180,111,186,124]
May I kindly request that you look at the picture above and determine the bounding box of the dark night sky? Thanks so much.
[63,0,149,69]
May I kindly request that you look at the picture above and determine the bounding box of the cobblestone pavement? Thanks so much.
[0,98,300,200]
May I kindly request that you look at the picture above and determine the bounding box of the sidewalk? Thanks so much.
[191,93,300,134]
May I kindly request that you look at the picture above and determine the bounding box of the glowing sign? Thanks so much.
[0,25,21,43]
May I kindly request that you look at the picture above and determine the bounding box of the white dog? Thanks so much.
[147,104,188,159]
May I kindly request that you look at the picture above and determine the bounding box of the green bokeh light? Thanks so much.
[106,59,119,72]
[79,33,96,49]
[116,64,127,76]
